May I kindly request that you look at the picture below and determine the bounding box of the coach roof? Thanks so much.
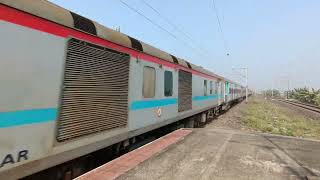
[0,0,226,80]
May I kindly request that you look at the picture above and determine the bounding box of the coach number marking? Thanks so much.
[0,150,28,168]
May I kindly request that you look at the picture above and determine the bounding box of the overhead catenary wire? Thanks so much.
[139,0,212,56]
[211,0,229,56]
[119,0,209,59]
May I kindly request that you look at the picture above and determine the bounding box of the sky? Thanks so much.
[49,0,320,91]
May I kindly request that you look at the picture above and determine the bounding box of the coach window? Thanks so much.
[215,82,219,94]
[204,80,207,96]
[210,81,213,94]
[143,66,156,98]
[164,71,173,96]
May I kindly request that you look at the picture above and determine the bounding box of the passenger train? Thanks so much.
[0,0,247,179]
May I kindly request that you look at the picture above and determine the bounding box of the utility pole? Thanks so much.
[271,80,274,99]
[287,79,290,99]
[114,26,121,32]
[279,75,290,99]
[245,68,248,102]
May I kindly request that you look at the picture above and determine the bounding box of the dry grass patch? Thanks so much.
[241,97,320,139]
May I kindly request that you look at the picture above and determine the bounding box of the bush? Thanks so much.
[315,94,320,106]
[262,89,280,98]
[289,88,320,106]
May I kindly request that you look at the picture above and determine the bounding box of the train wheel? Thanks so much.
[185,118,195,128]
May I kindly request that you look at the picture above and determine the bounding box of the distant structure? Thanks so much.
[115,26,121,32]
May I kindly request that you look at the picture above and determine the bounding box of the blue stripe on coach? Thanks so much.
[1,94,224,127]
[0,108,57,128]
[131,94,223,111]
[130,98,178,110]
[192,95,219,101]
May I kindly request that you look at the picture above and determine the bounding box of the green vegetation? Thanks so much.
[262,89,281,98]
[287,88,320,106]
[241,97,320,139]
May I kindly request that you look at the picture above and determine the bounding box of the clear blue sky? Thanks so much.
[49,0,320,91]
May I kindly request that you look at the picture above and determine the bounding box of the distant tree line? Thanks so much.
[262,88,320,106]
[286,88,320,106]
[262,89,281,98]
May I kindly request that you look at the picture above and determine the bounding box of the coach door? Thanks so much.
[218,81,222,105]
[225,81,230,102]
[178,70,192,112]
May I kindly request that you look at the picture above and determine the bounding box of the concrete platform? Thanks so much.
[75,129,192,180]
[118,127,320,180]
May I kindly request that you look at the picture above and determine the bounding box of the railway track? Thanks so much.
[276,99,320,114]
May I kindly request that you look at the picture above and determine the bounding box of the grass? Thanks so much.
[240,97,320,139]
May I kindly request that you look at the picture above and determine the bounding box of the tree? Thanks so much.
[315,94,320,106]
[289,87,320,105]
[263,89,280,98]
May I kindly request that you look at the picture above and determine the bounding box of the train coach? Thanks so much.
[0,0,247,179]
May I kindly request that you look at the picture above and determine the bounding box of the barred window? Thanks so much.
[215,82,219,94]
[204,80,207,96]
[164,71,173,96]
[143,66,156,98]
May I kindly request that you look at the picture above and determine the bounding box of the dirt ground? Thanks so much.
[209,100,249,130]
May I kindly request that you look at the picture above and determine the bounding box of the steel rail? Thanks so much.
[277,99,320,114]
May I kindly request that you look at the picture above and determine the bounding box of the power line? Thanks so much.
[119,0,179,41]
[140,0,194,44]
[139,0,213,57]
[211,0,229,55]
[119,0,208,58]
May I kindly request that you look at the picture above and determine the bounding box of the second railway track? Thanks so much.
[276,99,320,114]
